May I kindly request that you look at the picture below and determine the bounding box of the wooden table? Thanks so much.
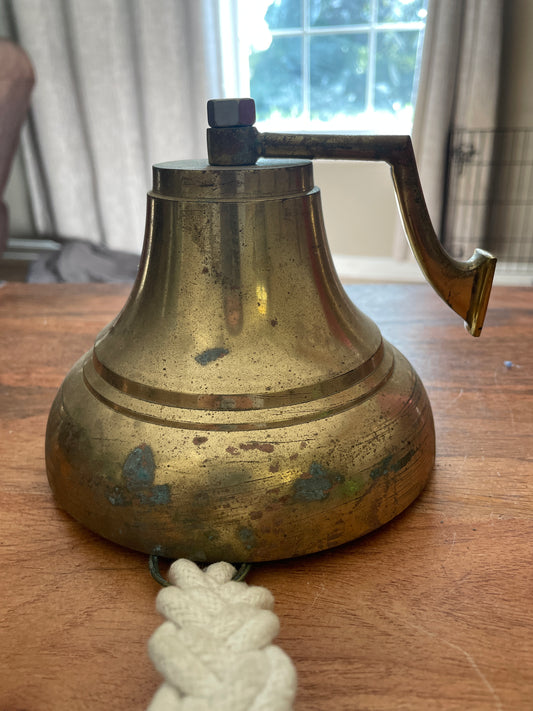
[1,282,531,710]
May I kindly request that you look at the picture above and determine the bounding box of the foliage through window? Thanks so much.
[237,0,428,133]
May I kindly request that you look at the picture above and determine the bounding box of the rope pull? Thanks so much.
[147,559,297,710]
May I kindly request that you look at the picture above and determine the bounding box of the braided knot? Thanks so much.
[147,559,297,711]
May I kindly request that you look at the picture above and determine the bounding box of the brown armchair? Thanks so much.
[0,39,34,254]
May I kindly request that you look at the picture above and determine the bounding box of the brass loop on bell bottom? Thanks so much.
[149,555,252,587]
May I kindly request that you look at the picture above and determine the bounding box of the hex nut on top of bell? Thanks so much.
[207,98,256,128]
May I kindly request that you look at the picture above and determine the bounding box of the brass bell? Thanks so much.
[46,98,496,562]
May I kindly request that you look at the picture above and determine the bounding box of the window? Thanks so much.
[234,0,428,133]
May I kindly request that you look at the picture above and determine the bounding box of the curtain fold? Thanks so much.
[393,0,504,261]
[7,0,224,252]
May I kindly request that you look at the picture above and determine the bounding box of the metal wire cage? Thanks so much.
[443,128,533,271]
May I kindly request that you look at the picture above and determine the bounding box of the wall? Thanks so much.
[314,160,397,258]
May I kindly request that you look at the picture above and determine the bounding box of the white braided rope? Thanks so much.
[147,559,297,711]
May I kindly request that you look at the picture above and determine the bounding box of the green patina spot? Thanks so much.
[344,477,366,496]
[123,444,156,486]
[370,450,415,481]
[107,488,127,506]
[238,526,255,550]
[293,461,345,503]
[195,347,229,365]
[138,485,171,505]
[107,444,170,506]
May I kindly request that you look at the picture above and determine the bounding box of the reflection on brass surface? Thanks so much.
[45,100,495,562]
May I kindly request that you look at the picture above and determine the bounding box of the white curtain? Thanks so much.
[7,0,224,253]
[394,0,504,259]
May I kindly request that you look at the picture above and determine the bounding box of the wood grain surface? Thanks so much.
[0,282,531,710]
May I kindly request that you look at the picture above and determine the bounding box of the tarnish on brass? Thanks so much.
[45,99,496,562]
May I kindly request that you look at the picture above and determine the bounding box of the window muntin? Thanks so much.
[239,0,428,133]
